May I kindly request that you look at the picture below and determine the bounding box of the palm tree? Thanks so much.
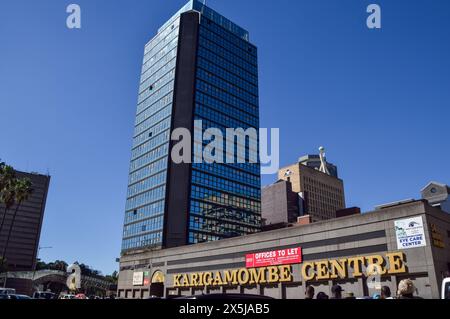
[1,178,33,261]
[0,164,17,234]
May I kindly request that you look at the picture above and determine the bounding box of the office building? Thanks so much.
[262,180,300,226]
[118,199,450,299]
[299,154,338,178]
[278,148,345,222]
[0,171,50,271]
[122,0,261,252]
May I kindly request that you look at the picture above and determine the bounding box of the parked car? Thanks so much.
[176,293,275,300]
[0,288,16,296]
[442,278,450,299]
[7,294,32,300]
[59,294,76,299]
[33,291,57,299]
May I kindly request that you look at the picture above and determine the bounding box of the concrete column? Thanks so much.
[301,279,306,299]
[391,275,398,297]
[357,277,366,297]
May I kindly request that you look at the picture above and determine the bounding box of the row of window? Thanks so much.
[198,46,257,85]
[138,68,175,105]
[141,28,178,84]
[143,19,179,64]
[192,141,256,166]
[137,77,174,114]
[189,217,259,237]
[126,185,166,212]
[195,102,257,130]
[196,92,258,125]
[188,231,220,244]
[199,36,257,75]
[190,201,261,225]
[129,157,168,185]
[194,118,259,159]
[127,171,167,198]
[191,185,261,212]
[197,68,258,106]
[131,127,170,160]
[191,170,260,199]
[123,215,164,239]
[129,143,169,173]
[201,19,256,58]
[133,105,172,143]
[124,199,165,224]
[135,92,173,126]
[192,163,260,188]
[197,57,258,96]
[141,45,177,88]
[122,231,162,251]
[140,55,177,95]
[193,3,249,41]
[197,80,257,116]
[194,116,259,153]
[199,26,256,67]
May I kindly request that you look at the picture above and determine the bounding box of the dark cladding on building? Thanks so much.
[121,0,261,253]
[0,171,50,271]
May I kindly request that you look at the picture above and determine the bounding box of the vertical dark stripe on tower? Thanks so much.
[163,11,200,248]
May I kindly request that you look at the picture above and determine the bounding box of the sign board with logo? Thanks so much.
[133,272,144,286]
[394,216,427,249]
[246,247,302,268]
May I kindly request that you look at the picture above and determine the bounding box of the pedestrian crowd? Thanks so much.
[304,279,423,299]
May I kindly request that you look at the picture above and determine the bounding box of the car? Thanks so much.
[33,291,57,300]
[8,294,32,300]
[0,288,16,296]
[59,294,76,299]
[176,293,275,300]
[442,278,450,299]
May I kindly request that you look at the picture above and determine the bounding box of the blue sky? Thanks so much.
[1,0,449,275]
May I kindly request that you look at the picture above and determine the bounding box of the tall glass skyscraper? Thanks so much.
[122,0,261,252]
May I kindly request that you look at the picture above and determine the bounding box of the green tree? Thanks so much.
[0,162,17,234]
[105,270,118,284]
[1,178,34,261]
[0,256,7,273]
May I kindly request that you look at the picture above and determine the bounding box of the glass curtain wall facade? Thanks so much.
[121,0,261,252]
[122,15,181,251]
[188,8,261,244]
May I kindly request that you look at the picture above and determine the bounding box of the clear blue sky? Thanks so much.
[1,0,449,275]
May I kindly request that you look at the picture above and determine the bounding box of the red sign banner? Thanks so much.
[246,247,302,268]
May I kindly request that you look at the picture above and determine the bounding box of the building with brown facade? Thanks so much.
[0,171,50,272]
[278,155,346,222]
[262,180,300,226]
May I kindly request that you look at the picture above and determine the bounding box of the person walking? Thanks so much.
[397,279,422,299]
[330,285,343,299]
[381,286,393,299]
[316,292,329,299]
[305,286,315,299]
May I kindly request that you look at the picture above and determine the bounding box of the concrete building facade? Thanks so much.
[278,163,345,222]
[0,171,50,272]
[262,180,299,226]
[118,200,450,299]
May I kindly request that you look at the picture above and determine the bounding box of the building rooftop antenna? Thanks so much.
[319,146,331,176]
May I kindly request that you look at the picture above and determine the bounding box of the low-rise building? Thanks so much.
[118,200,450,299]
